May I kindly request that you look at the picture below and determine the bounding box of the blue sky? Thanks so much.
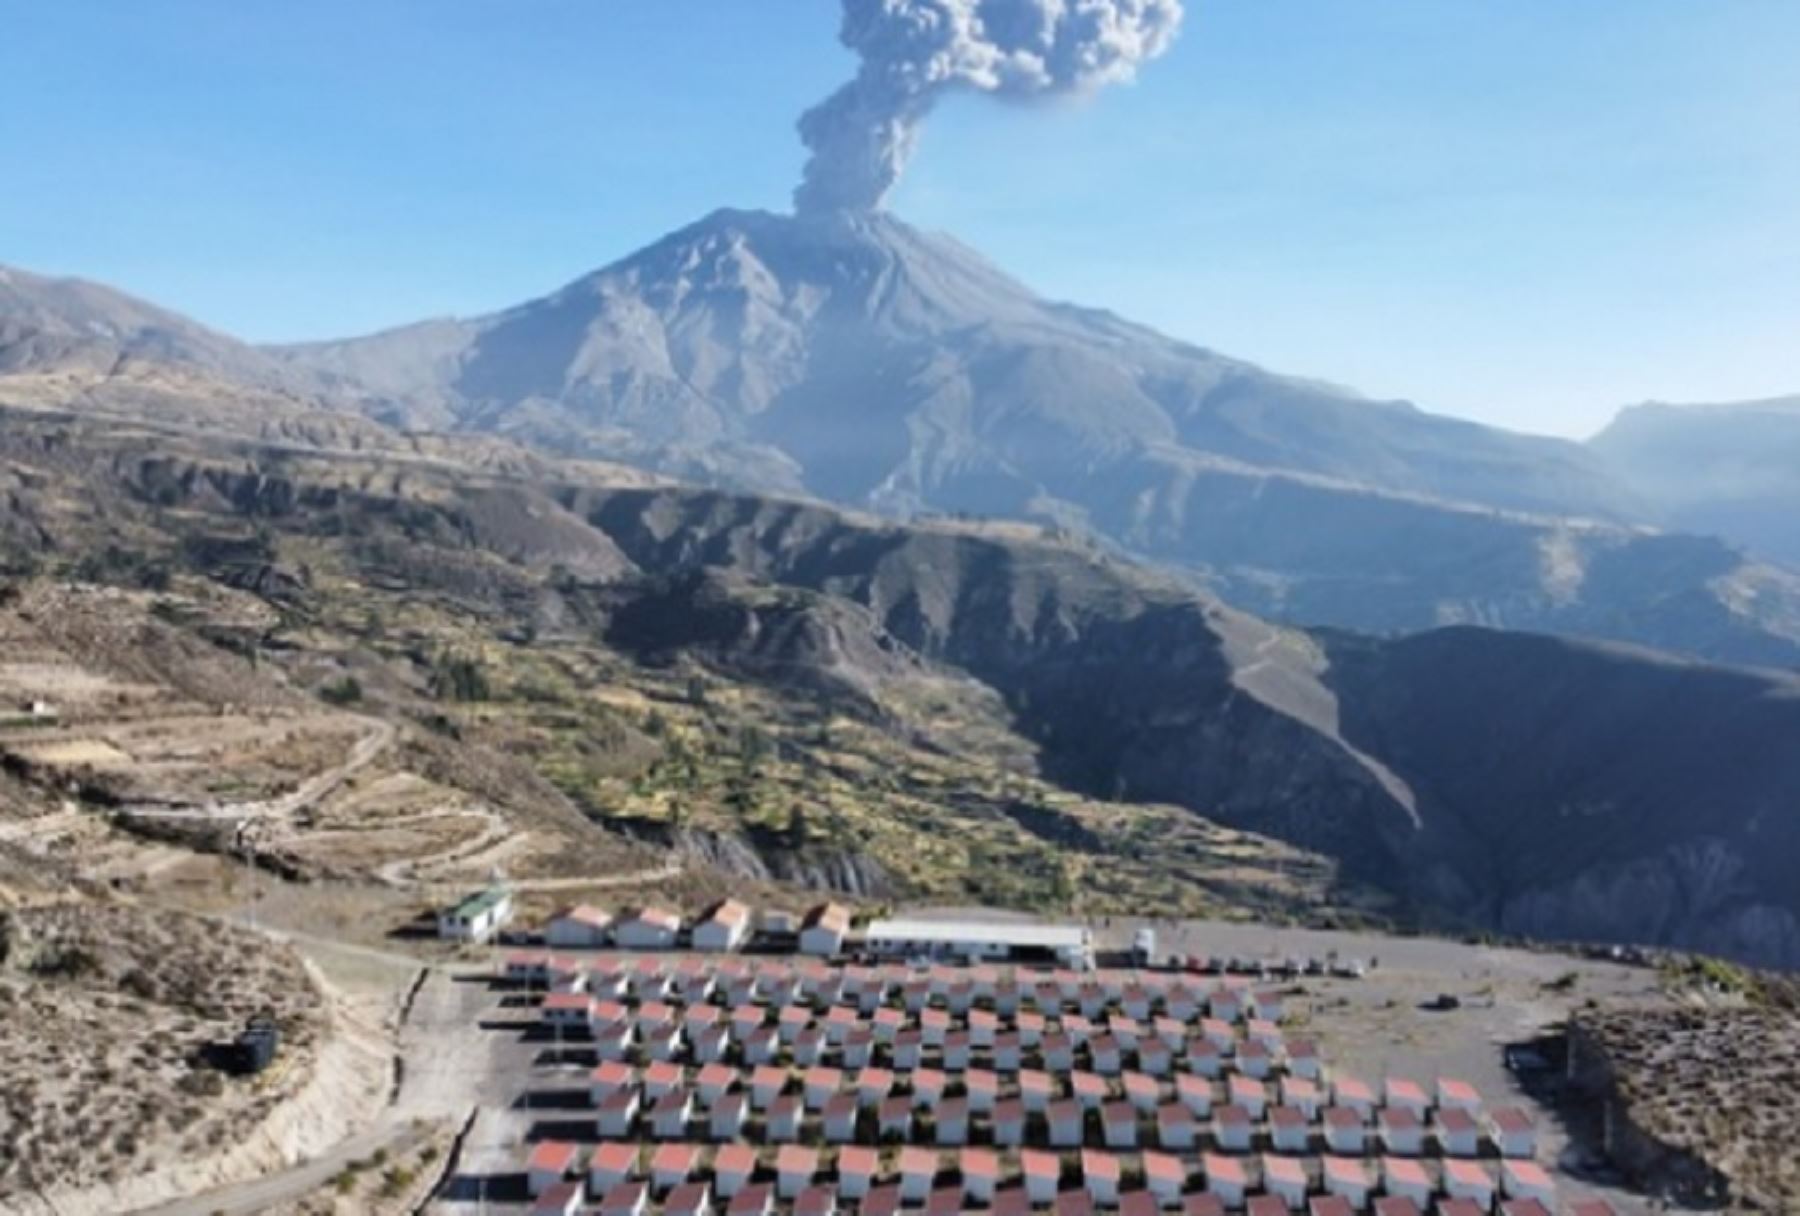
[3,1,1796,437]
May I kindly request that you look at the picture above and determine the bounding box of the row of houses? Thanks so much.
[544,902,855,955]
[548,1010,1328,1091]
[512,954,1283,1023]
[527,1138,1566,1214]
[579,1064,1535,1159]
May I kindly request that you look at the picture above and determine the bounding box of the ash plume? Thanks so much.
[795,0,1185,216]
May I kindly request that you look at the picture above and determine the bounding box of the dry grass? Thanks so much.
[1582,996,1800,1210]
[0,901,327,1200]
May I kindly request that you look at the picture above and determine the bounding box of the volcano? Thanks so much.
[271,208,1630,521]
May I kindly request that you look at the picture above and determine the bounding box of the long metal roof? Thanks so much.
[864,917,1089,949]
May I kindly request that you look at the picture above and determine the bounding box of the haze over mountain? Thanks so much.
[1592,396,1800,567]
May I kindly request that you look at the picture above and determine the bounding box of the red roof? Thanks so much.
[837,1145,879,1175]
[898,1146,939,1176]
[1182,1195,1226,1216]
[1080,1150,1121,1182]
[1491,1105,1536,1132]
[590,1142,638,1173]
[1142,1151,1185,1183]
[1502,1159,1554,1189]
[1022,1149,1061,1179]
[651,1143,700,1174]
[1501,1204,1552,1216]
[1263,1154,1307,1185]
[528,1140,578,1175]
[713,1143,758,1175]
[1382,1157,1430,1188]
[1373,1199,1422,1216]
[1309,1198,1354,1216]
[1444,1159,1493,1188]
[1204,1153,1247,1185]
[961,1148,1001,1180]
[776,1145,819,1177]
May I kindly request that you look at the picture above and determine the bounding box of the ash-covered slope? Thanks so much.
[272,208,1632,519]
[1592,396,1800,566]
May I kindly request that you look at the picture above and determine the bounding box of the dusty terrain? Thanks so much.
[0,902,336,1210]
[1570,967,1800,1211]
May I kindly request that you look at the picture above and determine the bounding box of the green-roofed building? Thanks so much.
[437,885,514,943]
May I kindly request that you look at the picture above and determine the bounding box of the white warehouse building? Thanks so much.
[863,917,1093,969]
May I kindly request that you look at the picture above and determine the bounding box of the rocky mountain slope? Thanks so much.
[2,401,1796,965]
[259,211,1798,666]
[6,240,1798,667]
[1592,396,1800,567]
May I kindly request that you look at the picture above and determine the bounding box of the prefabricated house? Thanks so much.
[727,1183,775,1216]
[766,1095,804,1142]
[437,886,513,943]
[649,1089,695,1139]
[665,1181,714,1216]
[1381,1157,1434,1210]
[822,1094,860,1142]
[962,1149,1002,1205]
[1379,1107,1426,1156]
[593,1182,644,1216]
[898,1147,940,1202]
[1263,1154,1309,1211]
[1023,1150,1063,1205]
[591,1060,635,1105]
[1384,1078,1431,1118]
[1019,1069,1055,1113]
[546,905,613,948]
[712,1144,758,1199]
[1175,1072,1213,1115]
[1124,1070,1162,1112]
[837,1146,880,1201]
[1436,1106,1482,1157]
[589,1142,640,1195]
[1322,1107,1366,1155]
[1444,1159,1497,1210]
[693,900,754,953]
[528,1140,580,1197]
[615,907,682,950]
[1102,1100,1139,1148]
[993,1096,1028,1146]
[1158,1102,1200,1150]
[651,1143,702,1194]
[794,1184,839,1216]
[1229,1075,1269,1118]
[1437,1077,1483,1113]
[877,1096,913,1140]
[796,900,849,954]
[1501,1159,1557,1208]
[1203,1154,1248,1210]
[776,1145,820,1200]
[709,1091,749,1141]
[1321,1156,1372,1208]
[597,1089,641,1138]
[935,1096,970,1145]
[1082,1150,1123,1207]
[1489,1106,1538,1158]
[1048,1098,1086,1147]
[1270,1105,1311,1153]
[1143,1151,1189,1207]
[1214,1104,1254,1152]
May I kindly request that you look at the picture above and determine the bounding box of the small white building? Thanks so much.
[615,907,682,950]
[546,904,613,948]
[437,886,513,943]
[799,903,852,956]
[692,899,753,953]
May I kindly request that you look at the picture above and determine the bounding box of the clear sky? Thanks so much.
[3,1,1796,438]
